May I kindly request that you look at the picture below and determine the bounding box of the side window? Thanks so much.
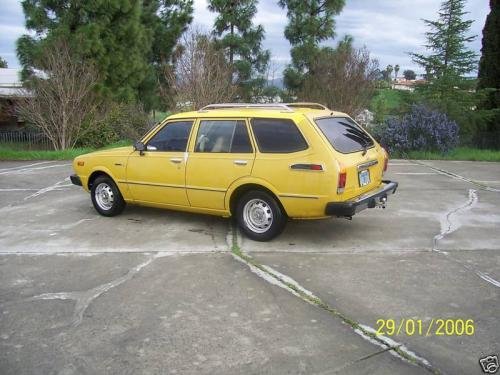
[251,118,308,153]
[195,120,253,153]
[231,121,253,153]
[147,121,193,152]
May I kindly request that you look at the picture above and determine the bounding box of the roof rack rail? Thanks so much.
[199,103,294,112]
[284,102,329,110]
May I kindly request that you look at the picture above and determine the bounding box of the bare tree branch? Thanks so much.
[16,38,105,150]
[165,28,237,111]
[299,45,379,117]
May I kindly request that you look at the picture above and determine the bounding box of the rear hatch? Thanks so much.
[313,116,386,201]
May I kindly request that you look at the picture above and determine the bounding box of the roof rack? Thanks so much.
[284,102,329,110]
[198,102,329,112]
[199,103,294,112]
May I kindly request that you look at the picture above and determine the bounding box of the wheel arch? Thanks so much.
[227,180,288,217]
[87,168,116,190]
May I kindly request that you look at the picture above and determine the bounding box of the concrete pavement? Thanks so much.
[0,159,499,374]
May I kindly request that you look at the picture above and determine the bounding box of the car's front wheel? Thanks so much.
[236,190,286,241]
[91,176,126,217]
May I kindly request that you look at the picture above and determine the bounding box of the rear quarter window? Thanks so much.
[315,117,374,154]
[251,118,308,153]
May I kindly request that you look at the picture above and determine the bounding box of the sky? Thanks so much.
[0,0,490,77]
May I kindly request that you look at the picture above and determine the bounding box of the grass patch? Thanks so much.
[0,140,133,161]
[0,146,94,160]
[394,147,500,162]
[229,225,438,373]
[371,88,413,112]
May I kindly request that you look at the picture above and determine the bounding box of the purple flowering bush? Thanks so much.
[372,104,459,154]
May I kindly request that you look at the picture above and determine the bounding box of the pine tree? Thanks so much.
[140,0,194,110]
[278,0,345,92]
[17,0,150,102]
[411,0,477,77]
[411,0,489,146]
[477,0,500,143]
[208,0,270,100]
[16,0,192,107]
[478,0,499,96]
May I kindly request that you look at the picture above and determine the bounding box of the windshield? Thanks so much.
[314,117,374,154]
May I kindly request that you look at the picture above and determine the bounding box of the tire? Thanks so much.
[90,176,126,217]
[236,190,286,241]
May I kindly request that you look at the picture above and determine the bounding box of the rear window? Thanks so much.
[315,117,374,153]
[251,118,308,153]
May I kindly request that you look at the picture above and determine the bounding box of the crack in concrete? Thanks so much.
[328,346,394,374]
[433,189,478,251]
[23,177,72,200]
[432,189,500,288]
[228,223,440,374]
[31,254,156,327]
[24,252,175,327]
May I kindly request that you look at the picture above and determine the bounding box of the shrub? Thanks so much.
[77,103,153,148]
[373,104,459,154]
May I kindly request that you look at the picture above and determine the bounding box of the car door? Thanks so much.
[185,118,255,210]
[126,120,194,206]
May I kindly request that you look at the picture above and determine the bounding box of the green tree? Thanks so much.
[410,0,485,145]
[208,0,270,100]
[477,0,500,147]
[140,0,194,110]
[403,69,417,80]
[17,0,151,102]
[478,0,499,101]
[394,64,400,80]
[386,65,393,83]
[411,0,477,77]
[0,56,7,68]
[17,0,192,108]
[278,0,345,92]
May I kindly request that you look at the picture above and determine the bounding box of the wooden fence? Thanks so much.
[0,130,52,150]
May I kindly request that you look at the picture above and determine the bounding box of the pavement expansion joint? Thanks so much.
[228,222,441,374]
[414,161,500,192]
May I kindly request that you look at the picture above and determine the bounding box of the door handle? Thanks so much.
[170,158,183,164]
[234,160,248,166]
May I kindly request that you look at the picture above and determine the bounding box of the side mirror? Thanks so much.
[134,141,145,155]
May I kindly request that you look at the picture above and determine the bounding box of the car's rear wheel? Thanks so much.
[236,190,286,241]
[91,176,125,217]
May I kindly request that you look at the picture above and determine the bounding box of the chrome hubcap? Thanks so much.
[243,199,273,233]
[95,183,114,210]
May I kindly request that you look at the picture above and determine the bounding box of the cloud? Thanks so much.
[332,0,487,74]
[0,0,489,74]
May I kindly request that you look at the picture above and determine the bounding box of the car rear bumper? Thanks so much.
[70,174,82,186]
[325,180,398,217]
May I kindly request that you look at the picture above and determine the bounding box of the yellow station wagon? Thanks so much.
[71,103,398,241]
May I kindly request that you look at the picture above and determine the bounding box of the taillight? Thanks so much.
[337,169,347,194]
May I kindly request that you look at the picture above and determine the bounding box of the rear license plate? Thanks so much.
[359,169,370,187]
